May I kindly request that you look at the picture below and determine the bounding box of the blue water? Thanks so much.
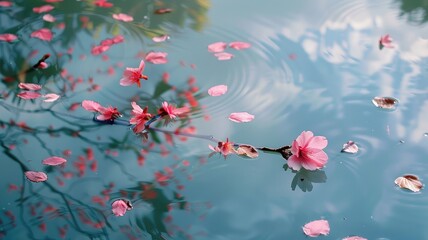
[1,0,428,239]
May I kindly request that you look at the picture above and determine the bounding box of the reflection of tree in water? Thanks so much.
[395,0,428,24]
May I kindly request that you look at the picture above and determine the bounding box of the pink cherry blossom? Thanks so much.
[17,91,42,100]
[229,41,251,50]
[112,13,133,22]
[129,102,152,133]
[42,14,56,22]
[43,93,60,102]
[119,60,148,87]
[288,131,328,171]
[25,171,48,182]
[112,35,124,44]
[0,33,17,42]
[33,5,54,13]
[229,112,255,123]
[208,42,227,53]
[214,52,233,61]
[343,236,367,240]
[208,84,228,96]
[152,35,169,43]
[209,138,237,158]
[145,52,168,64]
[302,219,330,237]
[82,100,122,121]
[0,1,12,7]
[18,83,42,91]
[379,34,393,49]
[111,199,132,217]
[42,156,67,166]
[159,101,190,120]
[30,28,53,41]
[82,100,102,112]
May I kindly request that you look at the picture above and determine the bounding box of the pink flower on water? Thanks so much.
[159,101,190,120]
[43,93,60,102]
[111,199,132,217]
[25,171,48,183]
[209,138,237,158]
[129,102,152,133]
[379,34,393,49]
[0,33,17,42]
[288,131,328,171]
[214,52,233,61]
[81,100,122,121]
[145,52,168,64]
[119,60,148,87]
[42,14,56,22]
[208,84,228,96]
[152,35,169,43]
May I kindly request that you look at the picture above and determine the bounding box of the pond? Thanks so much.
[1,0,428,239]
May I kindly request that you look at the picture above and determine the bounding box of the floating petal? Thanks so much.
[236,145,259,158]
[145,52,168,64]
[302,219,330,237]
[112,13,133,22]
[33,5,54,13]
[372,96,399,110]
[25,171,48,182]
[31,28,53,41]
[214,52,233,61]
[43,93,60,102]
[152,35,169,43]
[229,41,251,50]
[42,156,67,165]
[0,33,17,42]
[229,112,255,123]
[208,85,228,96]
[208,42,227,53]
[18,91,42,100]
[111,199,132,216]
[82,100,102,112]
[395,174,423,192]
[343,236,367,240]
[341,141,358,154]
[18,83,42,91]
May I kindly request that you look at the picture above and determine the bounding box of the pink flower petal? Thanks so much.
[0,33,17,42]
[341,141,358,154]
[394,174,423,192]
[208,42,227,53]
[42,156,67,166]
[214,52,233,61]
[379,34,393,49]
[111,199,132,217]
[25,171,48,182]
[91,45,110,55]
[43,93,60,102]
[112,13,133,22]
[30,28,53,41]
[229,41,251,50]
[152,35,169,43]
[343,236,367,240]
[42,14,56,22]
[33,5,54,14]
[302,219,330,237]
[82,100,102,112]
[145,52,168,64]
[18,83,42,91]
[228,112,255,123]
[17,91,42,100]
[208,84,228,96]
[0,1,12,7]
